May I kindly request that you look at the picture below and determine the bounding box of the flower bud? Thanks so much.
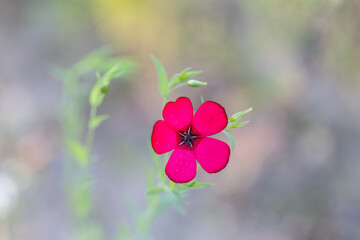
[186,80,207,87]
[100,82,109,94]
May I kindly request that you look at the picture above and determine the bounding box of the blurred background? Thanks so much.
[1,0,360,239]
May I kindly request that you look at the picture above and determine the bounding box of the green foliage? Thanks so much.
[180,68,202,82]
[151,55,169,101]
[90,63,130,107]
[135,56,251,239]
[90,114,109,129]
[172,190,188,204]
[68,140,88,165]
[224,107,252,151]
[169,67,203,87]
[175,181,213,191]
[223,130,235,152]
[71,46,136,77]
[229,107,253,122]
[60,46,136,240]
[227,121,250,129]
[146,187,165,196]
[151,56,205,103]
[227,107,252,130]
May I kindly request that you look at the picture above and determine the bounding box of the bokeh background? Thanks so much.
[1,0,360,239]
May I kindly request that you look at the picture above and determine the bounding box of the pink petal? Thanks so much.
[165,148,197,183]
[151,120,178,154]
[195,137,230,173]
[163,97,193,131]
[192,101,228,136]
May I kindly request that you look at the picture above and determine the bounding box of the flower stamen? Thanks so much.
[178,126,198,149]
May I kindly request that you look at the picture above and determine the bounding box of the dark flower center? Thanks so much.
[178,126,198,149]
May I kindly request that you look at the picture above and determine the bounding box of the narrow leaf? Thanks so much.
[172,190,188,204]
[180,69,202,82]
[229,107,252,122]
[169,73,180,88]
[184,180,196,187]
[223,130,235,152]
[174,184,188,191]
[146,187,165,196]
[227,121,250,129]
[68,140,88,165]
[90,114,109,129]
[151,55,169,99]
[187,182,213,189]
[89,81,105,107]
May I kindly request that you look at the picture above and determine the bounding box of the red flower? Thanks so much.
[151,97,230,183]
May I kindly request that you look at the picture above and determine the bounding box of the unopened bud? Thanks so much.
[186,80,207,87]
[100,82,109,94]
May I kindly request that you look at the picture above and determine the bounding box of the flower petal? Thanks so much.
[151,120,178,154]
[165,148,197,183]
[192,101,228,136]
[195,137,230,173]
[163,97,193,131]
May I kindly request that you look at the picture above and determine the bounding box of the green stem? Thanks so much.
[169,82,187,93]
[85,104,97,154]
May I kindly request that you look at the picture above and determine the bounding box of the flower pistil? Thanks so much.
[178,127,199,149]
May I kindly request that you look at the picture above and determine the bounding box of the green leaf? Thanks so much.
[172,190,188,204]
[200,96,205,104]
[223,130,235,152]
[151,55,169,99]
[187,182,213,189]
[184,180,196,187]
[169,73,181,88]
[174,184,189,191]
[180,69,202,82]
[146,187,165,196]
[68,140,88,165]
[90,114,109,129]
[72,45,114,75]
[89,63,130,107]
[168,67,202,87]
[175,181,213,191]
[89,81,105,107]
[101,63,124,83]
[229,107,252,122]
[226,121,250,130]
[179,67,191,80]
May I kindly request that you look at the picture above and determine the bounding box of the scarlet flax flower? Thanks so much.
[151,97,230,183]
